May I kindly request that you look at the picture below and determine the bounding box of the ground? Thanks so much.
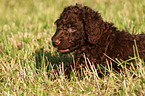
[0,0,145,95]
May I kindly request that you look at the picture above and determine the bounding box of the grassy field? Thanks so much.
[0,0,145,95]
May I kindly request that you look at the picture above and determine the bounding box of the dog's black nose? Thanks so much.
[53,39,60,46]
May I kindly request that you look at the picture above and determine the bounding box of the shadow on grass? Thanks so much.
[33,47,73,71]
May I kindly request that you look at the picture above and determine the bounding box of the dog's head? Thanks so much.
[52,4,103,53]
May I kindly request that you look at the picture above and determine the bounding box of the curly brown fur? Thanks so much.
[52,4,145,77]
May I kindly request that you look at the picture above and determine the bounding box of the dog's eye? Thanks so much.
[68,27,76,32]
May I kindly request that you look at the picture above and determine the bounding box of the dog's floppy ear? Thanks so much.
[81,6,105,44]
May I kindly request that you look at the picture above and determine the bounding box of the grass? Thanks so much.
[0,0,145,95]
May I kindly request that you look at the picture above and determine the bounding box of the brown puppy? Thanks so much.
[52,4,145,77]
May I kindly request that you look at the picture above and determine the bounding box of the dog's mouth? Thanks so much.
[57,46,78,53]
[58,49,70,53]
